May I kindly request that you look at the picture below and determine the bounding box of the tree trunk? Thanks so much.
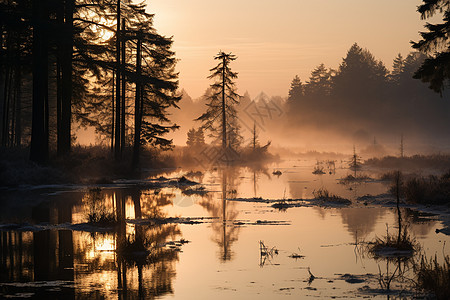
[132,36,142,169]
[111,71,115,153]
[221,57,226,150]
[2,65,11,147]
[14,65,21,147]
[30,0,49,163]
[114,0,121,160]
[59,0,74,156]
[120,19,126,154]
[56,1,63,154]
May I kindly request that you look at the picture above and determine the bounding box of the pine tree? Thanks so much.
[411,0,450,94]
[287,75,303,102]
[186,127,206,148]
[196,51,241,150]
[305,64,332,96]
[195,128,205,146]
[186,128,196,147]
[390,53,405,84]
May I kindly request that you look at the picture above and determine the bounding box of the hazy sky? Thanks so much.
[147,0,430,99]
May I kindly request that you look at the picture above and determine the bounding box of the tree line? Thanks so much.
[0,0,179,167]
[285,43,450,143]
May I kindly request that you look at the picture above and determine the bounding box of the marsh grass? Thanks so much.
[85,188,117,226]
[414,255,450,299]
[339,173,372,184]
[313,188,352,205]
[402,173,450,205]
[368,226,418,259]
[365,154,450,171]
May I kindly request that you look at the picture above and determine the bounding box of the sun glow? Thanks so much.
[92,17,115,42]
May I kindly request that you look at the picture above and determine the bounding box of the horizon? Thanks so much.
[149,0,432,99]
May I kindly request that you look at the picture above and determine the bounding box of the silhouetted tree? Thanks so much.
[333,43,388,98]
[305,63,332,97]
[390,53,405,84]
[197,51,242,150]
[0,0,32,148]
[412,0,450,94]
[30,0,50,162]
[287,75,303,103]
[186,127,205,148]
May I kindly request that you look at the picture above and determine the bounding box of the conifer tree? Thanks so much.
[197,51,241,150]
[412,0,450,94]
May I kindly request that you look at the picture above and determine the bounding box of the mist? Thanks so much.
[167,43,450,157]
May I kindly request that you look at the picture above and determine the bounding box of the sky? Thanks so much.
[146,0,431,99]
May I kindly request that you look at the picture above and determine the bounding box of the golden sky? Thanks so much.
[148,0,430,98]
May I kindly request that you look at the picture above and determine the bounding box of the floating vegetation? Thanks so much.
[312,188,352,206]
[289,247,305,259]
[312,165,325,175]
[367,226,418,259]
[414,254,450,300]
[185,170,203,178]
[339,173,373,184]
[181,186,208,196]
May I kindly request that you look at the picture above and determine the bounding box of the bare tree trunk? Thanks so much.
[132,36,142,169]
[56,0,63,153]
[2,65,11,147]
[14,65,21,147]
[111,71,115,153]
[120,19,126,154]
[58,0,73,156]
[114,0,121,160]
[30,0,49,163]
[10,69,16,147]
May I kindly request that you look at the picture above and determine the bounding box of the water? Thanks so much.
[0,159,449,299]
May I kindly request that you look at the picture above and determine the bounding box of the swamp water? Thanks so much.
[0,159,449,299]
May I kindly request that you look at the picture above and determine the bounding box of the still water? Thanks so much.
[0,159,449,299]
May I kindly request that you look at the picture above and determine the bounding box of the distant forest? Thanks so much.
[2,1,450,164]
[284,43,450,149]
[173,43,450,152]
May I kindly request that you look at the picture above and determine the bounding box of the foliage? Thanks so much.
[186,127,205,147]
[196,51,242,150]
[0,0,179,164]
[287,75,304,102]
[412,0,450,94]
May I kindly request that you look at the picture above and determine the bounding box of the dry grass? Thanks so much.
[402,173,450,205]
[368,227,418,259]
[414,255,450,299]
[85,188,117,226]
[313,188,352,205]
[339,173,372,184]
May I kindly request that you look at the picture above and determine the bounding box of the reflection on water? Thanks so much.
[0,160,449,298]
[0,188,182,299]
[198,168,240,261]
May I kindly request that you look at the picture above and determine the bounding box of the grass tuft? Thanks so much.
[414,255,450,300]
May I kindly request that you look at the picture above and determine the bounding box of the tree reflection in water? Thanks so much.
[113,189,181,299]
[198,168,240,261]
[0,188,183,299]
